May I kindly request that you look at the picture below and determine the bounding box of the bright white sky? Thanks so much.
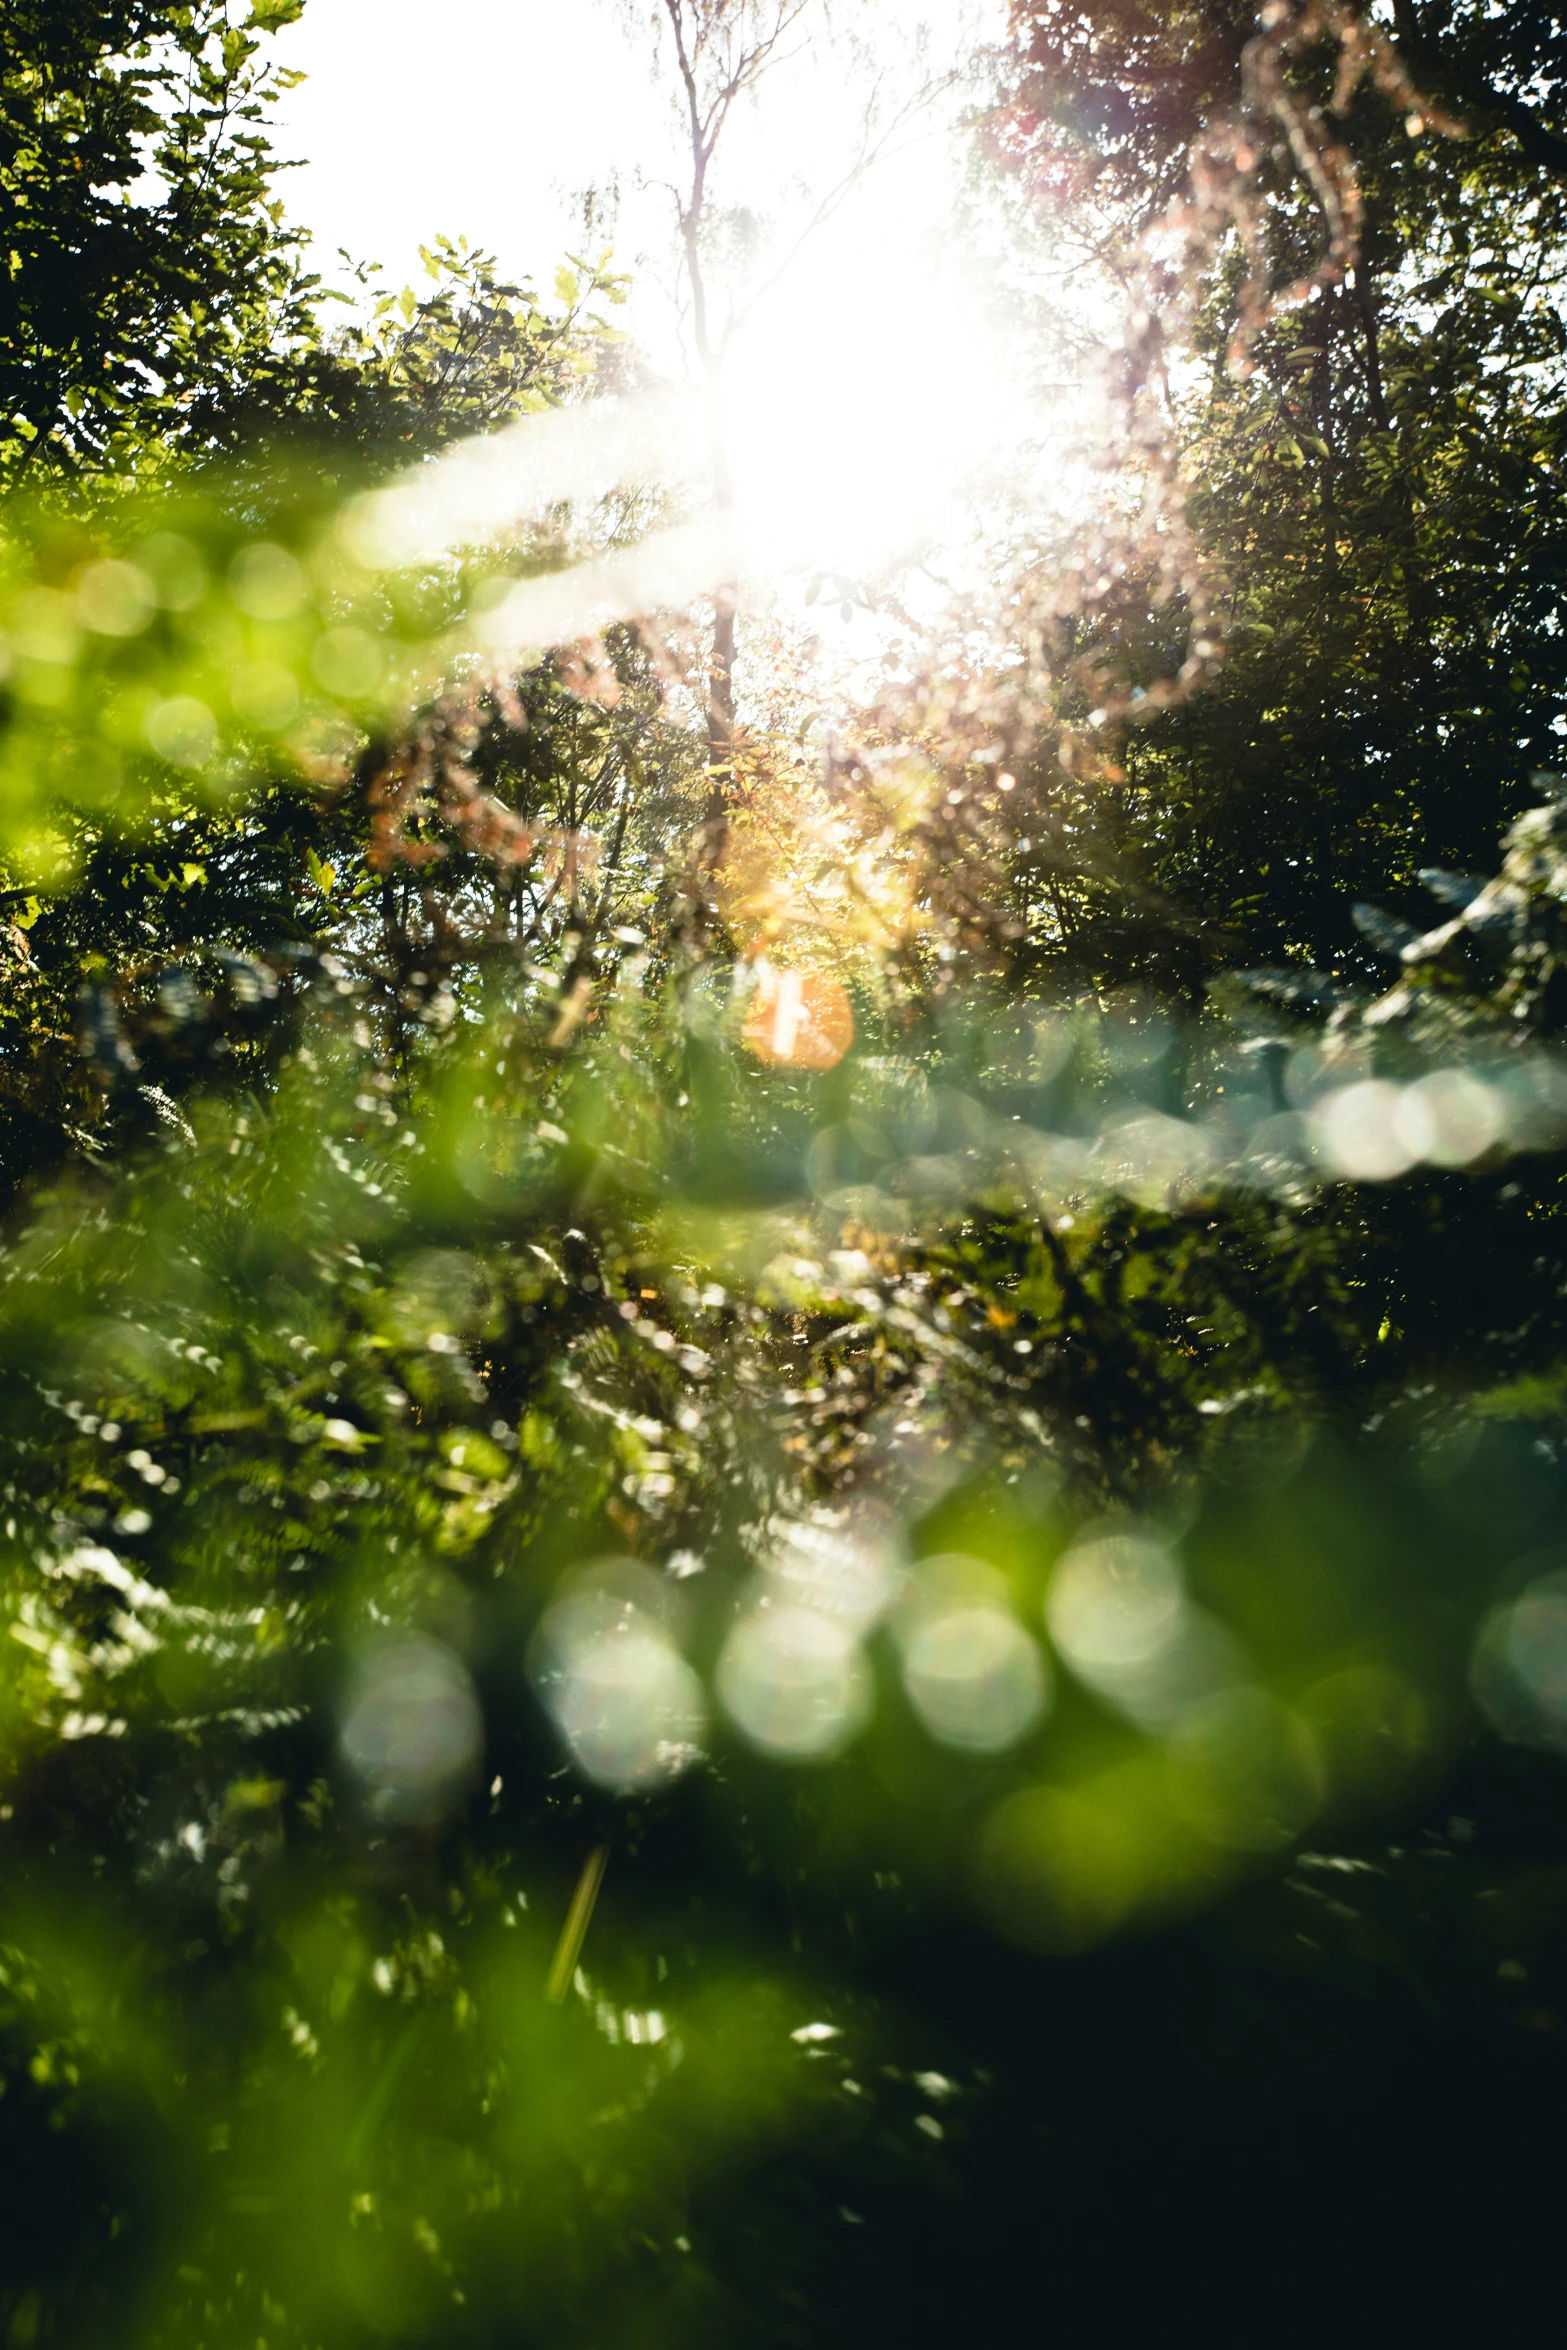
[273,0,668,309]
[272,1,1003,348]
[272,1,1052,616]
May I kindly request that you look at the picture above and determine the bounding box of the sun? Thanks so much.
[719,197,1024,591]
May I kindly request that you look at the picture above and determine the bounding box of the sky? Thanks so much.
[272,1,663,307]
[271,1,1005,353]
[269,0,1044,621]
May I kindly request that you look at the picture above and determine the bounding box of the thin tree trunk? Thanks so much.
[1352,264,1390,433]
[1312,293,1339,595]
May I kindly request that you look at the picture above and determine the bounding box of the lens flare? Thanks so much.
[742,965,854,1071]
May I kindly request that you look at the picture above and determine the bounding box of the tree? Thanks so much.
[1,1,319,478]
[987,0,1567,989]
[660,0,811,793]
[0,39,637,1203]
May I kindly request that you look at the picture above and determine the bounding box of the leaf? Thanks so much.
[1230,967,1339,1008]
[1417,867,1484,913]
[1352,902,1420,959]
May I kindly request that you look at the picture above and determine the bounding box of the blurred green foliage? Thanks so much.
[0,850,1564,2339]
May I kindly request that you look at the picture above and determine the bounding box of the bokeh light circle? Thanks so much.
[1310,1079,1419,1182]
[1393,1068,1504,1166]
[1471,1568,1567,1753]
[547,1629,707,1792]
[717,1604,870,1759]
[979,1781,1147,1955]
[339,1634,483,1827]
[531,1559,706,1793]
[1046,1530,1184,1673]
[901,1605,1050,1753]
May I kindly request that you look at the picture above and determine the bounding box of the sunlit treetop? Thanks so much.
[0,1,633,484]
[1,1,321,477]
